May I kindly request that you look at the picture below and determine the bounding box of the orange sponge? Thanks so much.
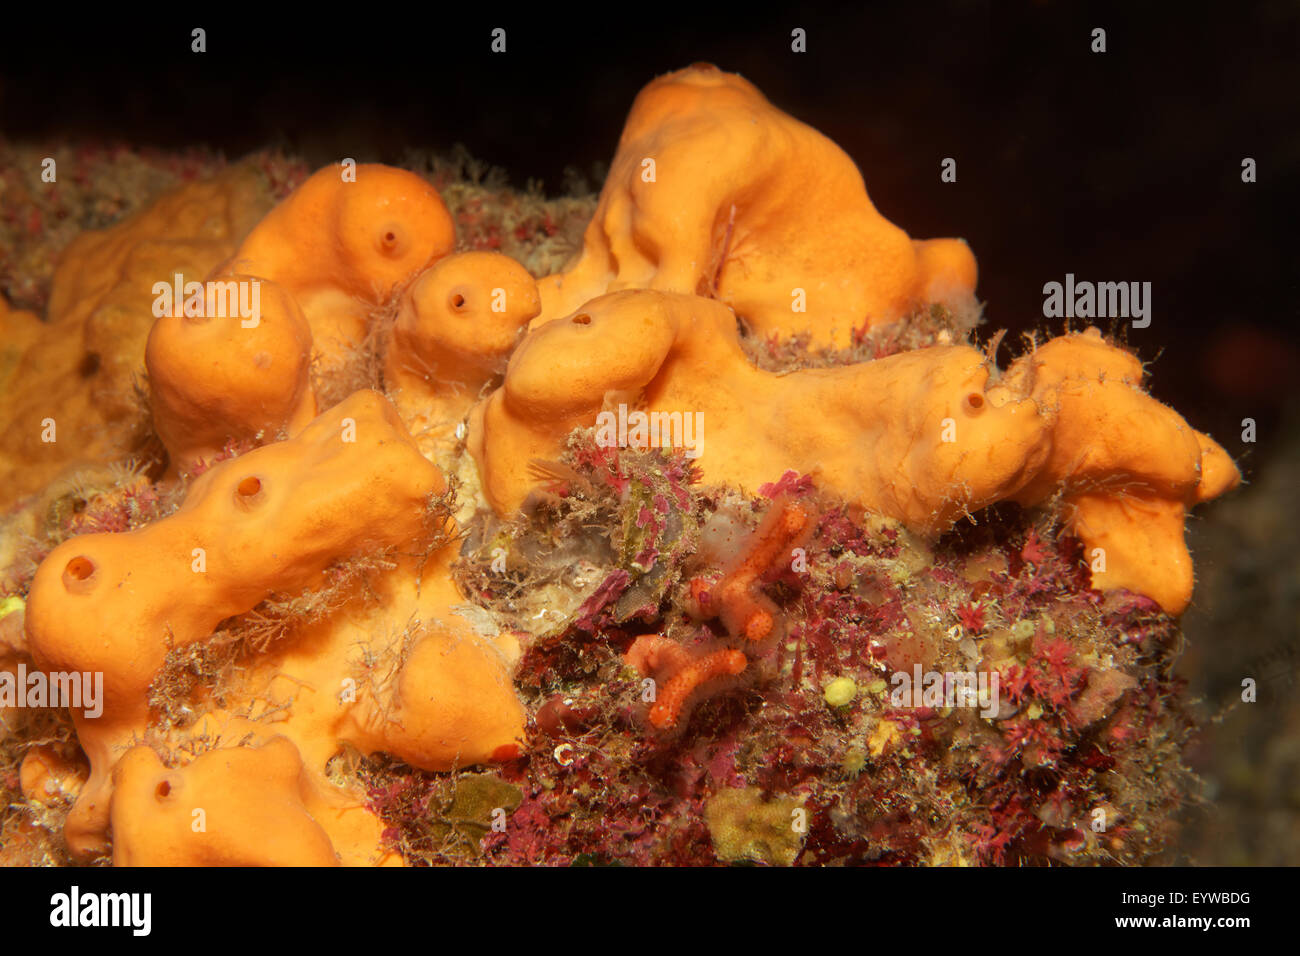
[469,292,1236,614]
[1000,328,1241,613]
[470,290,1050,534]
[536,64,976,347]
[0,295,44,384]
[384,251,540,446]
[0,168,273,499]
[228,163,455,368]
[25,390,524,863]
[110,738,342,867]
[145,276,316,473]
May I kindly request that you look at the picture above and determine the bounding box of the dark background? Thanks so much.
[2,1,1297,474]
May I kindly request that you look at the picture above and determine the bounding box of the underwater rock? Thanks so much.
[0,62,1240,867]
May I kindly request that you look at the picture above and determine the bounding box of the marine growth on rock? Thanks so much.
[0,64,1238,867]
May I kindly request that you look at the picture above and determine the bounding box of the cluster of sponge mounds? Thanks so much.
[468,290,1238,615]
[134,165,534,476]
[140,250,542,487]
[6,156,585,867]
[10,159,544,866]
[24,390,524,865]
[0,166,275,498]
[536,63,977,348]
[3,60,1243,867]
[225,162,456,371]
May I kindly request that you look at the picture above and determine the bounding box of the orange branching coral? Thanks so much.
[227,163,455,367]
[25,390,524,864]
[690,496,815,643]
[536,64,976,347]
[624,497,814,731]
[624,634,694,676]
[625,636,747,730]
[469,290,1236,613]
[0,167,274,498]
[144,276,316,473]
[383,251,540,447]
[650,648,747,730]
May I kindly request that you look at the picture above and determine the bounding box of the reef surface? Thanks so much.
[0,65,1240,866]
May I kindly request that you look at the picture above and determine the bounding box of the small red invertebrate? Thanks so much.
[955,601,986,632]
